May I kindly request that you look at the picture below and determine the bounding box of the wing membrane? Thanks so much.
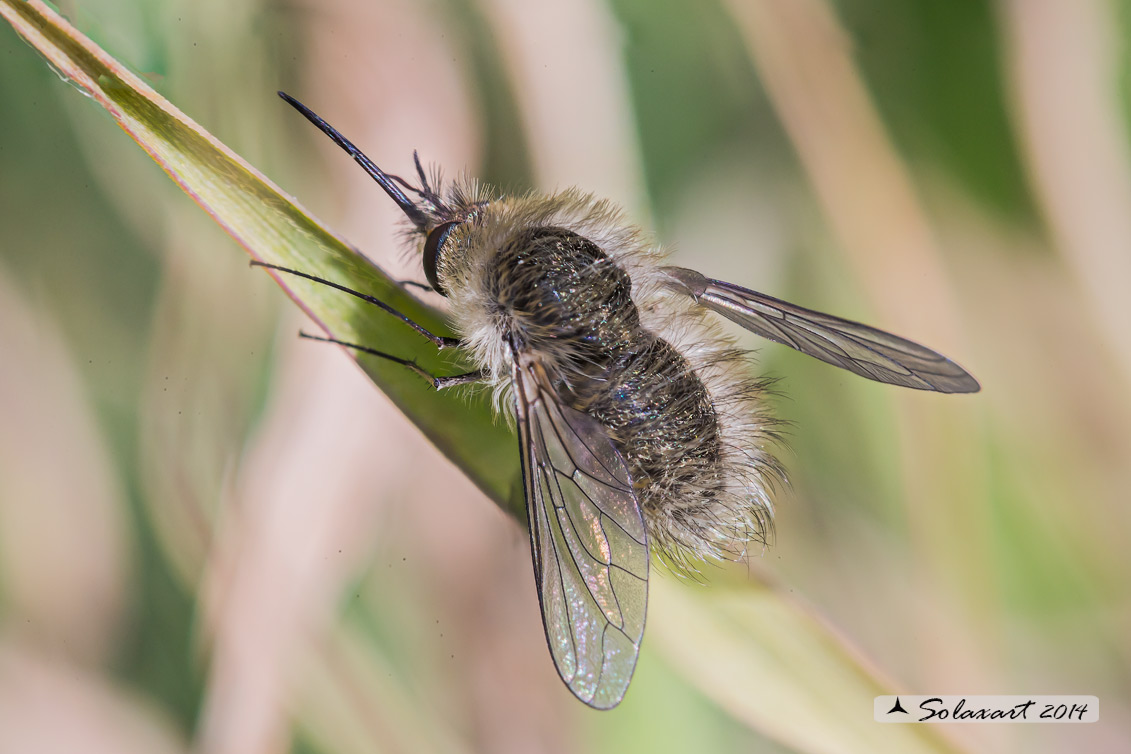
[513,357,649,709]
[664,266,980,393]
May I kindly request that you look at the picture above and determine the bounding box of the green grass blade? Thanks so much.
[0,0,522,519]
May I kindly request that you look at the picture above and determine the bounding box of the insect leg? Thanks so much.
[397,279,434,293]
[251,261,459,349]
[298,331,484,390]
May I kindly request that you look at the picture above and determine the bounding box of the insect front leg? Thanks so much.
[396,279,434,293]
[251,261,459,349]
[298,331,484,390]
[251,261,479,388]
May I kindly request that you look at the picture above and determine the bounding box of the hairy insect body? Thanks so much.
[491,225,724,539]
[272,90,979,707]
[442,191,779,568]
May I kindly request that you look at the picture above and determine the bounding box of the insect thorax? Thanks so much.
[486,226,724,523]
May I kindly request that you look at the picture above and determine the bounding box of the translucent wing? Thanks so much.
[511,356,649,709]
[664,266,980,393]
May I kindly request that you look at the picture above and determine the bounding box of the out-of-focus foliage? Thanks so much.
[2,1,1129,753]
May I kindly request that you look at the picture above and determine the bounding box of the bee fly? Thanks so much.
[257,91,980,709]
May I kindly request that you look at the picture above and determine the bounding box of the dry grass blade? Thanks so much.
[651,579,967,754]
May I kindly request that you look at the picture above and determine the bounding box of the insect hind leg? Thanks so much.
[299,332,483,390]
[251,261,459,348]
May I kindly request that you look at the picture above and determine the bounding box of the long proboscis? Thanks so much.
[278,91,430,230]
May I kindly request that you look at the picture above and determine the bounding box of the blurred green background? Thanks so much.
[2,0,1129,752]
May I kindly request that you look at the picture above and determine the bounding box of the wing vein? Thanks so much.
[511,354,649,709]
[661,267,979,393]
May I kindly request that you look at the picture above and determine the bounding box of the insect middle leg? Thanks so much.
[298,332,483,390]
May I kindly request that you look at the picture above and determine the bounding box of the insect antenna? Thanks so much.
[413,150,450,213]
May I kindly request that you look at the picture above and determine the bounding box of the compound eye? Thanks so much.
[422,221,460,296]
